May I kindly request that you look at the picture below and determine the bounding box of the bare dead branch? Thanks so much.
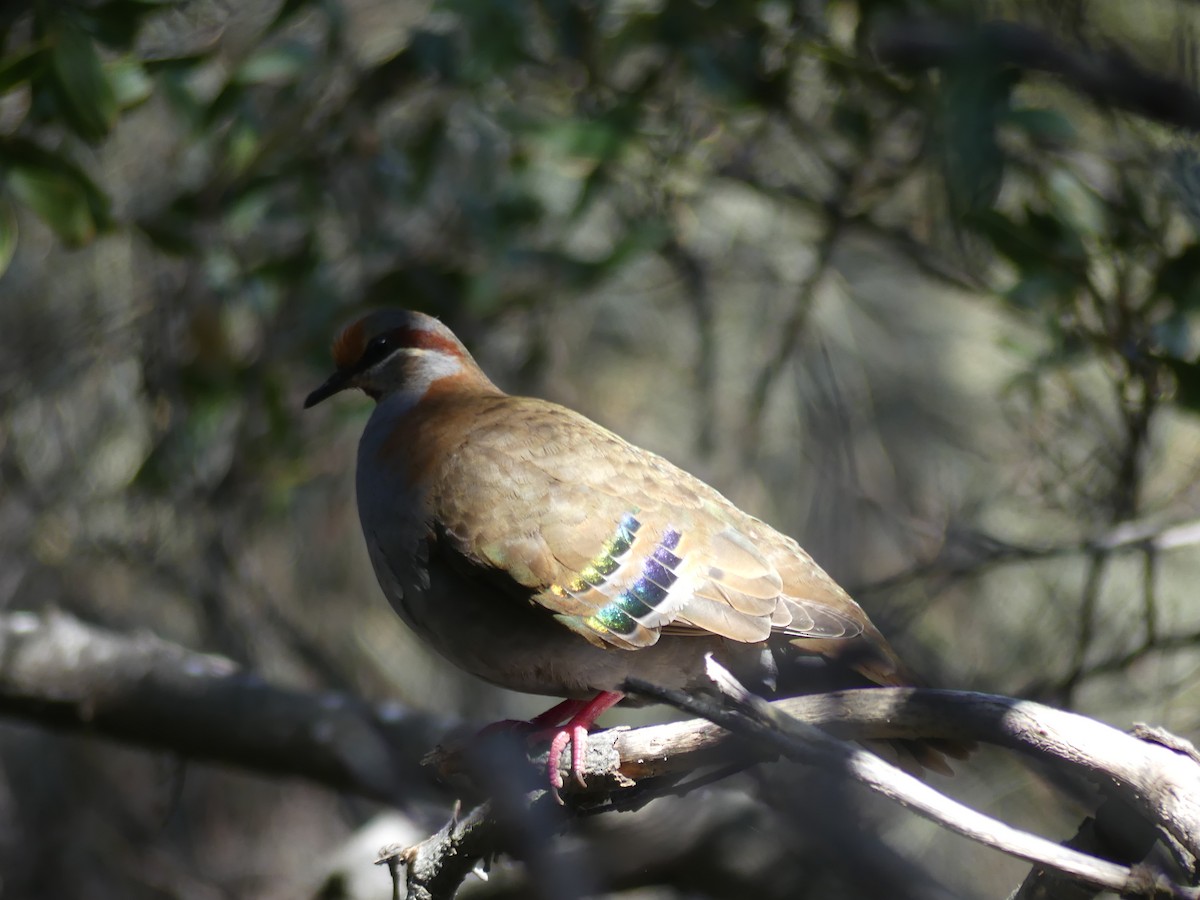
[378,803,502,900]
[0,609,453,804]
[623,669,1200,899]
[1011,794,1161,900]
[412,678,1200,898]
[6,610,1200,898]
[863,516,1200,596]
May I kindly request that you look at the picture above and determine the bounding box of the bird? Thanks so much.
[305,308,966,792]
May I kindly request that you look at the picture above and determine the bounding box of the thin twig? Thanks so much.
[857,516,1200,597]
[742,185,848,458]
[1062,549,1111,705]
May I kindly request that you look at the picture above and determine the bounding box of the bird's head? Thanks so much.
[304,309,496,408]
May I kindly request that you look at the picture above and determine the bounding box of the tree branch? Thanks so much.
[411,677,1200,899]
[862,516,1200,596]
[623,668,1200,899]
[874,18,1200,134]
[0,609,453,804]
[6,611,1200,898]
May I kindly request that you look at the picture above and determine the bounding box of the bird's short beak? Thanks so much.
[304,371,352,409]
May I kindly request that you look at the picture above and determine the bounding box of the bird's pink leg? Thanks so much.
[475,698,588,738]
[531,690,624,794]
[476,693,624,798]
[528,698,589,730]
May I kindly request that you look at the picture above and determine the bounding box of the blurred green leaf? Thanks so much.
[0,47,47,93]
[832,99,873,145]
[1025,210,1087,265]
[352,29,461,108]
[606,220,670,271]
[1154,244,1200,312]
[143,52,213,74]
[363,264,469,311]
[108,57,153,108]
[7,163,98,245]
[136,213,196,255]
[492,186,543,229]
[1005,106,1076,145]
[676,15,786,108]
[225,182,273,235]
[0,138,113,242]
[269,0,325,32]
[156,66,206,128]
[268,0,346,53]
[970,207,1086,273]
[49,15,119,142]
[226,122,261,176]
[78,1,163,51]
[1166,358,1200,412]
[938,58,1015,218]
[512,220,669,293]
[1151,310,1193,361]
[135,188,206,254]
[234,42,314,86]
[244,236,317,288]
[1005,269,1077,310]
[260,370,294,465]
[203,82,244,128]
[571,163,611,219]
[444,0,529,78]
[542,0,594,62]
[406,29,460,81]
[0,196,17,278]
[535,117,628,163]
[1168,145,1200,235]
[1047,169,1103,240]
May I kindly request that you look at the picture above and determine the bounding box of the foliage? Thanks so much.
[2,0,1200,897]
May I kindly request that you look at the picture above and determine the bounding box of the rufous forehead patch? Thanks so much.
[331,312,465,371]
[402,326,463,357]
[332,319,367,370]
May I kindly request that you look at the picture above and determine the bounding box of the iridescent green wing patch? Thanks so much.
[547,514,693,649]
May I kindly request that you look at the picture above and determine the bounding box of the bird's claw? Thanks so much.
[482,691,623,801]
[542,725,588,802]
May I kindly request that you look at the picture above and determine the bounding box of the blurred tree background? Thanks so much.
[2,0,1200,897]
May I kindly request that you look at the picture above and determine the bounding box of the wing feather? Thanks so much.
[430,397,869,650]
[671,597,773,643]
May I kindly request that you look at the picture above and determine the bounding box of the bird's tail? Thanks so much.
[779,630,976,776]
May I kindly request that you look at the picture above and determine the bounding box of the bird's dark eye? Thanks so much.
[360,334,393,367]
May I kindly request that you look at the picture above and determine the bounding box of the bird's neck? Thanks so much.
[369,372,506,482]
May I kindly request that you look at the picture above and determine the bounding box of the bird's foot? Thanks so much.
[474,692,623,801]
[527,691,624,801]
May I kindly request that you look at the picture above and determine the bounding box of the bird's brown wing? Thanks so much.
[430,397,866,651]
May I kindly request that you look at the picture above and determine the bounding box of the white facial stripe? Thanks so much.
[404,347,463,388]
[363,346,464,404]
